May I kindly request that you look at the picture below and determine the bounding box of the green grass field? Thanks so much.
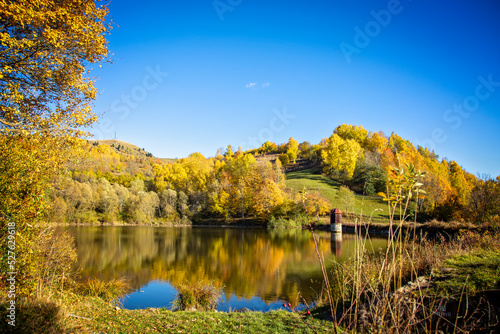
[285,168,390,221]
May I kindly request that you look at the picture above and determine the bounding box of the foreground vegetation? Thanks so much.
[320,229,500,333]
[1,228,498,333]
[1,2,499,333]
[0,290,338,333]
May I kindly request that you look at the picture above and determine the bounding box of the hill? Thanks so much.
[254,154,319,173]
[89,139,177,164]
[285,168,389,221]
[47,123,500,226]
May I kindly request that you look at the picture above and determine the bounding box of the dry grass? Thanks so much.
[172,281,223,312]
[322,227,500,333]
[36,227,78,298]
[308,164,500,333]
[78,277,131,304]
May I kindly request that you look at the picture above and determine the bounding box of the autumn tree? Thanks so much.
[286,137,299,163]
[334,124,368,146]
[298,141,314,160]
[321,133,361,179]
[0,0,109,134]
[259,141,277,154]
[0,0,110,296]
[468,177,500,224]
[278,153,290,165]
[224,145,234,161]
[158,188,178,219]
[365,131,387,152]
[302,192,331,219]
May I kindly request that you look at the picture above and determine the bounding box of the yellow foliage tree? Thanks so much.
[286,137,299,163]
[321,133,361,178]
[302,192,331,218]
[0,0,110,296]
[365,131,388,152]
[334,124,368,146]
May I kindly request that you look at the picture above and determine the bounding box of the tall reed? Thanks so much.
[312,164,462,332]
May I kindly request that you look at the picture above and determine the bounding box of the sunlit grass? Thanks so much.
[79,277,131,303]
[285,168,388,221]
[432,250,500,296]
[56,290,339,333]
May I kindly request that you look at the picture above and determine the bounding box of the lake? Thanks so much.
[63,226,388,311]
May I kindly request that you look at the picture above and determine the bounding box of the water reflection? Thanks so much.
[64,226,387,310]
[331,233,343,256]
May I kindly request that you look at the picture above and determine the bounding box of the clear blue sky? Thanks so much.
[90,0,500,177]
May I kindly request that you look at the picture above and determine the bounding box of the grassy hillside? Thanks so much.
[285,168,390,221]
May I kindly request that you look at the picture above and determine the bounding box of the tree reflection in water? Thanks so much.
[64,226,387,310]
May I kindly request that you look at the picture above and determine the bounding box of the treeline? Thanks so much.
[47,142,329,224]
[255,124,499,223]
[47,125,500,225]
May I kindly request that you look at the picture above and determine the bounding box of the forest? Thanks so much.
[47,124,500,226]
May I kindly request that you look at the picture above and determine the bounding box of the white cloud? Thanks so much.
[245,82,257,88]
[261,82,270,88]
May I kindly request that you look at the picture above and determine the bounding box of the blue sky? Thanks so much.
[90,0,500,177]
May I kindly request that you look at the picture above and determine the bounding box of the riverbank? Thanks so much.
[0,292,339,333]
[50,217,495,239]
[314,218,494,240]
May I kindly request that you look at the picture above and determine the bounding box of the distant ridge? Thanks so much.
[89,139,143,152]
[89,139,177,163]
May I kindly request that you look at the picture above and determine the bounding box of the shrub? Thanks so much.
[278,153,289,165]
[79,278,130,304]
[173,281,223,311]
[36,228,77,298]
[267,214,308,229]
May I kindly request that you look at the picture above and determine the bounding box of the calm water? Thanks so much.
[64,226,387,311]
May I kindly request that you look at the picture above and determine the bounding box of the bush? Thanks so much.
[79,278,130,304]
[173,281,223,311]
[267,214,308,229]
[36,228,77,298]
[278,153,289,165]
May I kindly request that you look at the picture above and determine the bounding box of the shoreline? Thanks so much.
[48,219,492,239]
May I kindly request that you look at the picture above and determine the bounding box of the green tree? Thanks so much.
[351,163,387,195]
[336,186,356,215]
